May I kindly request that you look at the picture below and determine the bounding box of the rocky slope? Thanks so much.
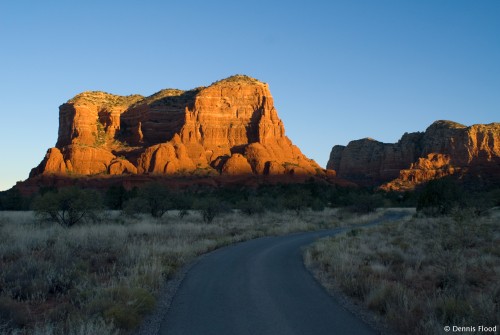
[327,120,500,190]
[30,75,324,182]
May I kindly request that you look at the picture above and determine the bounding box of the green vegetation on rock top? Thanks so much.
[428,120,466,129]
[210,74,264,86]
[65,74,264,110]
[68,91,144,107]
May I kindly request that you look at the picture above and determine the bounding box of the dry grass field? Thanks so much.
[0,208,384,334]
[305,210,500,334]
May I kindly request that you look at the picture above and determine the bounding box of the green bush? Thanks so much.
[171,193,194,219]
[258,195,285,213]
[284,192,311,214]
[0,188,30,210]
[32,187,102,226]
[417,178,464,216]
[310,198,325,212]
[194,197,229,223]
[122,183,173,218]
[238,197,265,216]
[122,197,149,217]
[104,185,130,210]
[138,183,172,218]
[347,193,384,214]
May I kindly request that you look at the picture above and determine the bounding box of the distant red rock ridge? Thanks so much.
[327,120,500,190]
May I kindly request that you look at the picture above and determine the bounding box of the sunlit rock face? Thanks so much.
[327,120,500,190]
[31,75,323,179]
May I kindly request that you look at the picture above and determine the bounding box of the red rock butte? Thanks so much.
[27,75,330,190]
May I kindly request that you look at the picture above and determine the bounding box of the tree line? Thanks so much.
[1,177,498,226]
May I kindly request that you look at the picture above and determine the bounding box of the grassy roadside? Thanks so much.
[0,208,388,334]
[304,210,500,334]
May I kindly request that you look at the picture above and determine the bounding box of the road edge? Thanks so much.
[303,211,414,335]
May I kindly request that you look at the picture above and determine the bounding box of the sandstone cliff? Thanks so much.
[31,75,323,180]
[327,120,500,190]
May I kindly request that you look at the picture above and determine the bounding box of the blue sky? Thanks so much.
[0,0,499,191]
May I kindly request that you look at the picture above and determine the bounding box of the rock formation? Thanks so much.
[327,120,500,190]
[30,75,323,181]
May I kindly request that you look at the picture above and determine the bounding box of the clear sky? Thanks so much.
[0,0,499,191]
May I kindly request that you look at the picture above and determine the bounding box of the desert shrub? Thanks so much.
[32,187,102,226]
[464,188,500,216]
[0,188,30,210]
[137,183,172,218]
[3,257,49,301]
[257,195,285,213]
[284,192,311,214]
[210,186,250,206]
[382,190,419,208]
[2,252,78,302]
[238,197,265,216]
[310,198,325,211]
[105,305,140,330]
[104,185,130,210]
[435,296,472,324]
[417,177,464,216]
[194,197,230,223]
[171,193,194,219]
[122,197,149,217]
[347,193,384,214]
[103,286,155,330]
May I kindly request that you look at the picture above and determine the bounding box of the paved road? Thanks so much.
[160,213,404,335]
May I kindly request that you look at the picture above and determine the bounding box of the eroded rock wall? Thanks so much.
[327,120,500,190]
[31,75,323,179]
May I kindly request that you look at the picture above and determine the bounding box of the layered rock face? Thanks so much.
[327,120,500,190]
[31,75,322,179]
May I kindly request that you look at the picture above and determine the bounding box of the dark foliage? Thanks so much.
[105,185,130,210]
[138,183,172,218]
[238,197,265,216]
[416,178,464,216]
[194,197,230,223]
[0,188,30,211]
[122,197,150,217]
[170,193,194,218]
[346,193,385,214]
[32,187,102,226]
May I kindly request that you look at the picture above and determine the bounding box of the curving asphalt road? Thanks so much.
[160,213,404,335]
